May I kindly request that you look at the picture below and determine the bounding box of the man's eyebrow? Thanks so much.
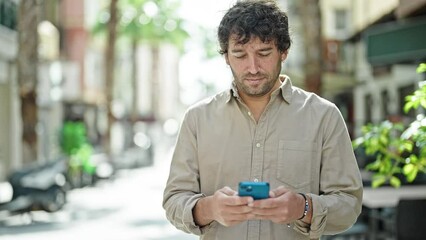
[230,47,273,53]
[259,47,273,51]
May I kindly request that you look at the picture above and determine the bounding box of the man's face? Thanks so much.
[225,35,287,98]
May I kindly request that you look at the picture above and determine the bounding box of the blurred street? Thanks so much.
[1,0,426,239]
[0,142,197,240]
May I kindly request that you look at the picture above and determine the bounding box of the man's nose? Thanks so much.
[247,56,260,74]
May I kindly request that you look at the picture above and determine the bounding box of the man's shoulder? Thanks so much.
[187,89,231,113]
[291,86,335,108]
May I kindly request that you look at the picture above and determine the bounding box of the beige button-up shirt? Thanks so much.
[163,76,363,240]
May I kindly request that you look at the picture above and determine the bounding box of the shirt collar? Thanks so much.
[225,75,294,104]
[279,75,293,104]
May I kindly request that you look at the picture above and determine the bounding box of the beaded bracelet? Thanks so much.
[298,193,309,220]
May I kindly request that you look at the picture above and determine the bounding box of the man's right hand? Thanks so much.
[194,186,255,227]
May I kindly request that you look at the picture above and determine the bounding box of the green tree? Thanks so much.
[297,0,322,95]
[93,0,189,121]
[105,0,119,155]
[353,63,426,188]
[92,0,119,155]
[17,0,42,164]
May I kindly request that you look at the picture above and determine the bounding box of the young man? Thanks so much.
[163,0,363,239]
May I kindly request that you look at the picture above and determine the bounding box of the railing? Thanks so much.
[0,0,17,30]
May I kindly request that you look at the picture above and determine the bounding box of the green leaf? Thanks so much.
[403,163,415,175]
[417,63,426,73]
[406,167,419,182]
[352,138,364,148]
[421,99,426,109]
[366,161,381,171]
[372,175,387,188]
[379,135,389,146]
[390,176,401,188]
[404,101,414,113]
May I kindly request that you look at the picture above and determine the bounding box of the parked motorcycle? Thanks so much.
[6,158,68,213]
[0,181,32,216]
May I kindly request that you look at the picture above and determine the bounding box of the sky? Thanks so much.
[179,0,236,28]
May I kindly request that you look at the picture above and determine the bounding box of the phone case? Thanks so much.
[238,181,270,200]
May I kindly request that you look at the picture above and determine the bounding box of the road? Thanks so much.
[0,144,198,240]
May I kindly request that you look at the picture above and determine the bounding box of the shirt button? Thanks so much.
[254,178,259,182]
[248,112,252,116]
[256,143,261,148]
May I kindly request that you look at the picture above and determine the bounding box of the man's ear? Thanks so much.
[281,50,288,62]
[224,53,230,65]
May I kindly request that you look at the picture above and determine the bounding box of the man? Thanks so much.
[163,0,363,239]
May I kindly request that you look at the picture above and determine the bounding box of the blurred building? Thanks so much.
[0,0,187,177]
[0,0,19,180]
[283,0,426,138]
[340,0,426,137]
[0,0,64,177]
[319,0,400,137]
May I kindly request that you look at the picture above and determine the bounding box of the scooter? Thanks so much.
[0,181,32,216]
[6,158,68,213]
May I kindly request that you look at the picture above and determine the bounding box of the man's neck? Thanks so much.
[242,95,270,122]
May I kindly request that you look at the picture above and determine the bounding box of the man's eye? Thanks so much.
[259,52,271,57]
[234,54,246,59]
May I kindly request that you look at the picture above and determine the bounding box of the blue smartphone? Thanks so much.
[238,181,270,200]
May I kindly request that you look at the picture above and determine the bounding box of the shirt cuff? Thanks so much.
[182,193,216,235]
[293,193,328,239]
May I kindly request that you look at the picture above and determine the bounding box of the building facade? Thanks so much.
[0,0,20,180]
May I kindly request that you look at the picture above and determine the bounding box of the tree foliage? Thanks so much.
[93,0,189,50]
[353,63,426,188]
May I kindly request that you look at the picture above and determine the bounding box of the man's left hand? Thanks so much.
[248,186,312,224]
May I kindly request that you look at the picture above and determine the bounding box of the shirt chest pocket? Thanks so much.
[276,140,316,190]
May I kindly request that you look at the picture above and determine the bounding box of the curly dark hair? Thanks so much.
[218,0,291,55]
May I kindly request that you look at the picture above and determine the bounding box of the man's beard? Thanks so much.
[231,68,281,97]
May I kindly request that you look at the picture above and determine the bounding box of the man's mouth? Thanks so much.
[245,77,265,85]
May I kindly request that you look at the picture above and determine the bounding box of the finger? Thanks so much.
[251,198,278,209]
[225,204,254,214]
[229,195,254,206]
[219,187,253,206]
[220,186,237,195]
[271,186,290,197]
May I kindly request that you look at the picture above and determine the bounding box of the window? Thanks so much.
[381,90,389,118]
[365,94,373,124]
[0,0,17,30]
[335,9,347,32]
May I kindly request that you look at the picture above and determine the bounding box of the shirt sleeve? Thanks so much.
[294,105,363,239]
[162,109,206,235]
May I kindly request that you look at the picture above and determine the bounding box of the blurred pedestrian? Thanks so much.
[163,0,363,239]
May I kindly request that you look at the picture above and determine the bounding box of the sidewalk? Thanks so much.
[0,138,198,240]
